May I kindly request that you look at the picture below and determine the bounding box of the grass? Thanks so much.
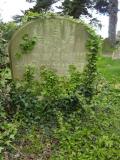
[97,56,120,84]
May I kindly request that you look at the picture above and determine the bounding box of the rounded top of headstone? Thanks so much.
[9,15,91,80]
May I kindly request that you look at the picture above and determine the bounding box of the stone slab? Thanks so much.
[9,16,89,79]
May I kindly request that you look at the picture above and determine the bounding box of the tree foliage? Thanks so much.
[28,0,59,12]
[62,0,118,44]
[62,0,109,18]
[62,0,93,18]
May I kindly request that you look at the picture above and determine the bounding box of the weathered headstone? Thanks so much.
[9,16,89,79]
[112,31,120,59]
[102,31,120,59]
[102,38,113,56]
[116,30,120,41]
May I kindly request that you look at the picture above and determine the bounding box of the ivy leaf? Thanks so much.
[0,147,4,153]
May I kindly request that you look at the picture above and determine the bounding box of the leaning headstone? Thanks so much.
[112,31,120,59]
[9,16,89,79]
[102,38,113,56]
[103,32,120,59]
[116,30,120,41]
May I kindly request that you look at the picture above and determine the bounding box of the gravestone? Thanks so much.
[9,16,89,79]
[112,31,120,59]
[102,38,113,56]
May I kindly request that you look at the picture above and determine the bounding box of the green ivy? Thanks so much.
[20,13,102,102]
[16,34,37,59]
[84,29,102,103]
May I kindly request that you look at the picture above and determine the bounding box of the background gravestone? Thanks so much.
[102,31,120,59]
[112,31,120,59]
[9,16,89,79]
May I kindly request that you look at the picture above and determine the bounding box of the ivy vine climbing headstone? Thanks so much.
[9,15,90,79]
